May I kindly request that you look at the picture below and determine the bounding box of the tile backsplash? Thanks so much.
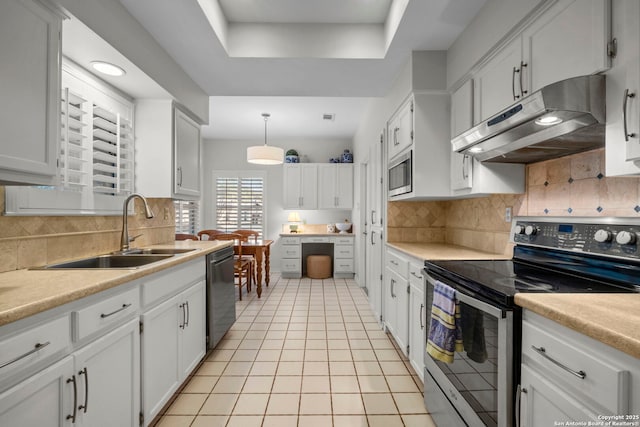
[0,188,175,272]
[388,149,640,255]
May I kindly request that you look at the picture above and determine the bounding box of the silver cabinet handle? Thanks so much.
[185,301,190,327]
[515,384,526,427]
[78,367,89,413]
[624,89,636,142]
[390,260,399,266]
[394,127,400,146]
[410,271,422,280]
[531,345,586,379]
[520,61,528,96]
[462,154,469,180]
[419,304,424,329]
[512,66,519,100]
[371,230,376,245]
[390,278,396,298]
[371,210,376,224]
[0,341,51,369]
[177,166,183,187]
[179,303,185,329]
[100,303,131,319]
[67,375,78,422]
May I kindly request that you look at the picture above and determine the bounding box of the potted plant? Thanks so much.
[285,149,299,163]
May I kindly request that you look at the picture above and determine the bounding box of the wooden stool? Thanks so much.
[307,255,331,279]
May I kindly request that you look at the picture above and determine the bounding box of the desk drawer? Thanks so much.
[334,237,354,245]
[282,245,301,258]
[335,245,354,259]
[302,236,330,243]
[281,236,300,245]
[282,258,301,272]
[387,250,408,278]
[73,287,139,341]
[334,259,354,273]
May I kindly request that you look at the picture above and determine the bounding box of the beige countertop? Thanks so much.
[279,233,355,237]
[0,240,232,328]
[387,242,510,261]
[516,293,640,359]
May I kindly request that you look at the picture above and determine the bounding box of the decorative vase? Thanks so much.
[341,149,353,163]
[285,155,299,163]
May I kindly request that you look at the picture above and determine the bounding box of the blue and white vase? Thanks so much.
[341,149,353,163]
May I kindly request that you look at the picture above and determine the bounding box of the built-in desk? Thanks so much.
[280,233,355,279]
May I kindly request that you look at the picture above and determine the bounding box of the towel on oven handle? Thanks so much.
[426,280,463,363]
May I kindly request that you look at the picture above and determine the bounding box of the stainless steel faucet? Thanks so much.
[120,193,155,252]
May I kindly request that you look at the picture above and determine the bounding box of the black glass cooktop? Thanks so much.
[425,246,640,307]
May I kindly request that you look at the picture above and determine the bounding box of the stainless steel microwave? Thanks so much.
[388,150,412,197]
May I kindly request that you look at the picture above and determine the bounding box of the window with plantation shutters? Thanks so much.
[174,200,200,234]
[214,172,265,238]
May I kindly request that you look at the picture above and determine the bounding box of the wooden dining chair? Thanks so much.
[197,229,223,241]
[212,233,252,300]
[232,230,259,284]
[175,233,199,241]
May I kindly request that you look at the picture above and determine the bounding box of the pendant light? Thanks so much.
[247,113,284,165]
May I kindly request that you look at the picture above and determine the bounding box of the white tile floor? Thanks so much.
[154,274,436,427]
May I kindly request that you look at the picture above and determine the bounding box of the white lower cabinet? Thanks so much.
[0,356,75,426]
[141,280,205,425]
[408,263,425,383]
[384,249,410,356]
[518,310,640,426]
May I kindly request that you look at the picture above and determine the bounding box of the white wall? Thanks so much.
[202,138,353,271]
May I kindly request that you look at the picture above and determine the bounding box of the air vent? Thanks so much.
[323,113,335,121]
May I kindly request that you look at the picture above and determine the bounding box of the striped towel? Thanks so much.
[426,281,463,364]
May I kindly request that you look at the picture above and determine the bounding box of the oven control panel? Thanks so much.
[512,218,640,259]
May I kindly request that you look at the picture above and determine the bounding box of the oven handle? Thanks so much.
[425,273,506,318]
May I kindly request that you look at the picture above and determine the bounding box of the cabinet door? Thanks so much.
[73,319,140,427]
[283,164,318,209]
[606,0,640,176]
[174,107,201,198]
[409,282,425,382]
[318,164,337,209]
[299,164,318,209]
[366,229,383,323]
[384,268,399,338]
[388,100,414,160]
[520,365,597,427]
[180,281,206,379]
[335,164,353,209]
[474,37,522,122]
[141,294,181,424]
[523,0,610,94]
[0,356,75,427]
[0,0,60,185]
[394,275,410,357]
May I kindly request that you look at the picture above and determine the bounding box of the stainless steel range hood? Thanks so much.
[452,75,605,164]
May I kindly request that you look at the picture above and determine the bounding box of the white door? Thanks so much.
[394,275,409,356]
[474,36,523,122]
[74,319,140,427]
[180,281,206,379]
[141,294,181,424]
[0,356,75,426]
[409,282,425,381]
[174,107,201,198]
[365,135,384,323]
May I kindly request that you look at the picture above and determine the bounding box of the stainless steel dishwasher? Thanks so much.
[206,246,236,349]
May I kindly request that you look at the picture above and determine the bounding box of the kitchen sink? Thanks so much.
[38,254,174,269]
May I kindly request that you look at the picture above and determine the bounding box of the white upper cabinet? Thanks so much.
[135,100,202,199]
[0,0,62,185]
[283,164,318,209]
[318,164,353,209]
[387,99,414,161]
[605,0,640,176]
[450,80,474,191]
[474,0,610,123]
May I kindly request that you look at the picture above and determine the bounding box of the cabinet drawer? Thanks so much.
[334,245,354,259]
[281,259,301,272]
[0,315,70,381]
[334,237,354,245]
[282,245,301,258]
[142,259,205,308]
[334,259,354,273]
[522,318,629,414]
[281,236,301,245]
[302,236,330,243]
[408,263,424,288]
[386,251,408,278]
[72,287,139,341]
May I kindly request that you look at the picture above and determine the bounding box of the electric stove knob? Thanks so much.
[616,231,637,245]
[594,229,613,243]
[524,225,537,236]
[514,225,525,235]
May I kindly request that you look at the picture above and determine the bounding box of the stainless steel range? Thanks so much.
[423,217,640,427]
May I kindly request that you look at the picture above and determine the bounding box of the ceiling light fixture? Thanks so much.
[90,61,126,77]
[247,113,284,165]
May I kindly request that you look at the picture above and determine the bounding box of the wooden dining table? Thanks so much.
[234,239,273,298]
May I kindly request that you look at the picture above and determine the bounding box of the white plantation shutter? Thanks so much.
[174,200,200,234]
[214,174,265,237]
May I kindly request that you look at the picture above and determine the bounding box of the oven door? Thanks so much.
[423,271,514,427]
[388,150,412,197]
